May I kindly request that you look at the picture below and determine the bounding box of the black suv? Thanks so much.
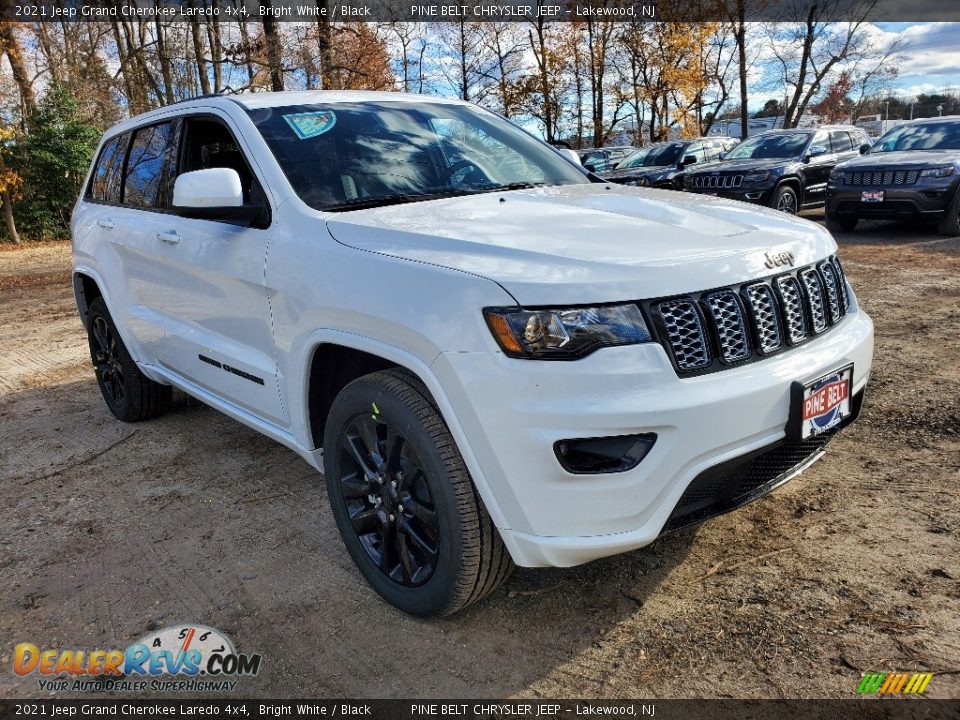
[684,126,871,214]
[826,117,960,235]
[601,137,739,189]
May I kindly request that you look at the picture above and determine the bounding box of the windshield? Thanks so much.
[870,121,960,152]
[247,101,588,211]
[619,142,684,169]
[725,133,809,160]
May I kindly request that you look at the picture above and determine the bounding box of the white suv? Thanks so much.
[72,91,874,616]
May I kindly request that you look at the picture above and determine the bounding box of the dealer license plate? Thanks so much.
[790,365,853,440]
[861,190,884,203]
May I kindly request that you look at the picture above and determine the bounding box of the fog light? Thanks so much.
[555,433,657,474]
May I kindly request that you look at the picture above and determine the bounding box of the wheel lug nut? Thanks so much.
[389,514,395,522]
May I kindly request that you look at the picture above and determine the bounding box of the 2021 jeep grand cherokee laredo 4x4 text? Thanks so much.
[72,92,874,617]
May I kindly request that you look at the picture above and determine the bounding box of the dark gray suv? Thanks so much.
[826,117,960,235]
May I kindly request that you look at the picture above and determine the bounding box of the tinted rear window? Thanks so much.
[124,122,174,209]
[89,134,126,204]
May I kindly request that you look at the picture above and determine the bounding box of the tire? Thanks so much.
[936,189,960,236]
[826,213,858,233]
[771,184,800,215]
[323,368,513,617]
[86,297,171,422]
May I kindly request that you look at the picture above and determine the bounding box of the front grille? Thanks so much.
[647,255,849,375]
[843,169,919,186]
[658,300,711,370]
[689,174,744,189]
[661,390,862,533]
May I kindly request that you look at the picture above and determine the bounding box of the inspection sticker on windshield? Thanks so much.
[283,111,336,140]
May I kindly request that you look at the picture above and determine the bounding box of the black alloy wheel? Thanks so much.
[91,314,125,408]
[337,414,440,586]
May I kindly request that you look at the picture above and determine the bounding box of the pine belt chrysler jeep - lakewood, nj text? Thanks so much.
[72,91,874,616]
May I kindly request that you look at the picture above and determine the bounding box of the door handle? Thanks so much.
[157,231,181,245]
[97,218,115,230]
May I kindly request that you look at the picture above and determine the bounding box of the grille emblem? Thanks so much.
[764,250,796,269]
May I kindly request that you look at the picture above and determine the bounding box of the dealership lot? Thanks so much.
[1,214,958,699]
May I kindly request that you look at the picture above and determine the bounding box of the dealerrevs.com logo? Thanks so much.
[13,624,262,693]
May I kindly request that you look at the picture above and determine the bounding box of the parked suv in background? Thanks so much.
[826,117,960,235]
[72,91,873,617]
[685,126,871,214]
[578,146,634,173]
[601,137,739,189]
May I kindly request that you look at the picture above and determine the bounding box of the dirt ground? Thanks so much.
[1,214,958,700]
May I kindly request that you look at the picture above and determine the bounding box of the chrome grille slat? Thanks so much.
[658,300,711,370]
[691,174,743,189]
[651,255,848,375]
[799,268,828,334]
[774,276,808,344]
[703,292,750,363]
[818,262,843,323]
[744,283,783,354]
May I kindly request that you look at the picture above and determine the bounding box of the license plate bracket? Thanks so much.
[787,364,854,442]
[861,190,884,203]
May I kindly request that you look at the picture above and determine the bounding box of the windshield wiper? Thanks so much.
[325,189,474,212]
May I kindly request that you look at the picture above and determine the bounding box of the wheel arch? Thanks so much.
[72,270,104,330]
[298,330,514,537]
[775,176,804,206]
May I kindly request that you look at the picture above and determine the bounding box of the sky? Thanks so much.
[872,22,960,99]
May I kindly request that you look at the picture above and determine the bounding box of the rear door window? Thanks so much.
[124,122,174,209]
[829,130,854,153]
[89,134,127,204]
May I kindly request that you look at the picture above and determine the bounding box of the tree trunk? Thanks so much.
[262,9,285,91]
[0,152,20,244]
[735,5,748,139]
[154,20,176,104]
[316,2,333,89]
[189,3,212,95]
[0,22,37,121]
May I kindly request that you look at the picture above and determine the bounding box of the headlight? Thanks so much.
[742,171,770,184]
[920,166,955,178]
[484,304,652,359]
[829,168,844,182]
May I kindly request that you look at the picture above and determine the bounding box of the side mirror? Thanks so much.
[558,148,582,166]
[680,155,698,168]
[859,143,871,155]
[173,168,262,222]
[718,151,727,160]
[808,144,829,158]
[584,163,597,173]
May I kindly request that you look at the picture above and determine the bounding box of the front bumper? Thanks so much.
[431,302,874,567]
[826,183,957,220]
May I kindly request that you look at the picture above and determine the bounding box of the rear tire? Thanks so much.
[86,298,171,422]
[937,189,960,236]
[323,368,513,617]
[826,213,858,233]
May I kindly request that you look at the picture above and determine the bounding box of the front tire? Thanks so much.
[937,189,960,236]
[771,184,800,215]
[323,368,513,617]
[826,212,858,233]
[86,298,171,422]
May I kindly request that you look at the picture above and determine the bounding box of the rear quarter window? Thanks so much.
[88,134,127,204]
[124,122,174,209]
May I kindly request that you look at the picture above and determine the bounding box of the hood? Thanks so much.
[690,157,799,174]
[837,149,960,169]
[603,164,673,180]
[325,184,836,305]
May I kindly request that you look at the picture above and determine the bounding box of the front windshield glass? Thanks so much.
[619,142,684,168]
[248,101,588,211]
[725,133,809,160]
[870,121,960,152]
